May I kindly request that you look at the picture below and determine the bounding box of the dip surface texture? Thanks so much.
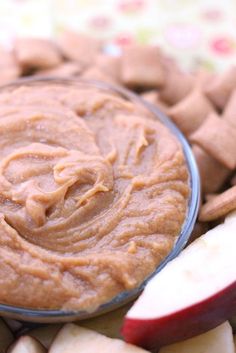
[0,83,189,310]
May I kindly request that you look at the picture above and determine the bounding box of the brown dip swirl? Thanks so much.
[0,82,189,311]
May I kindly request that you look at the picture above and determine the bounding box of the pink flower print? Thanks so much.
[89,16,111,30]
[165,24,201,49]
[114,33,135,47]
[203,9,223,21]
[210,36,235,55]
[118,0,145,13]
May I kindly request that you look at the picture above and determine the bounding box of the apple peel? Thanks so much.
[122,216,236,351]
[159,322,235,353]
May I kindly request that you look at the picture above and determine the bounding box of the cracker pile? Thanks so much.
[1,29,236,234]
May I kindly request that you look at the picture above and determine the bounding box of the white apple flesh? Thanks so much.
[159,322,235,353]
[26,303,131,348]
[49,324,150,353]
[122,216,236,351]
[7,336,46,353]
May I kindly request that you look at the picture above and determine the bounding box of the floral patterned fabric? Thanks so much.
[0,0,236,70]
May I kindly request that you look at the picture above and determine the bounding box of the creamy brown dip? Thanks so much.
[0,83,189,310]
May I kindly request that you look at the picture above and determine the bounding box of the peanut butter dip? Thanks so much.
[0,82,189,311]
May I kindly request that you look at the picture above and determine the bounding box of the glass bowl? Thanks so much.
[0,77,200,323]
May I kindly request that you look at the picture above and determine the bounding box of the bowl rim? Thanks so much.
[0,77,200,322]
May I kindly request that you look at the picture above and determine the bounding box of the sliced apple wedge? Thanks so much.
[0,318,14,353]
[7,336,46,353]
[159,322,235,353]
[122,216,236,350]
[49,324,150,353]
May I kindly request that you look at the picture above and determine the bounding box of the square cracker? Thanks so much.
[57,30,102,67]
[205,66,236,110]
[121,45,165,88]
[36,62,83,78]
[200,185,236,221]
[190,113,236,170]
[140,91,169,114]
[95,54,121,83]
[192,145,230,194]
[222,89,236,127]
[159,67,194,105]
[81,66,116,84]
[15,37,62,70]
[168,89,214,136]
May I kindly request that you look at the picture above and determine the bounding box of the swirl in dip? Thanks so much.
[0,81,189,311]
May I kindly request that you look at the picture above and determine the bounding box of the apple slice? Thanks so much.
[49,324,150,353]
[7,336,46,353]
[0,318,14,353]
[122,216,236,350]
[159,322,235,353]
[234,335,236,350]
[27,304,131,348]
[27,325,62,349]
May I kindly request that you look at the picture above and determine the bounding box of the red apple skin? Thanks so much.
[122,281,236,351]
